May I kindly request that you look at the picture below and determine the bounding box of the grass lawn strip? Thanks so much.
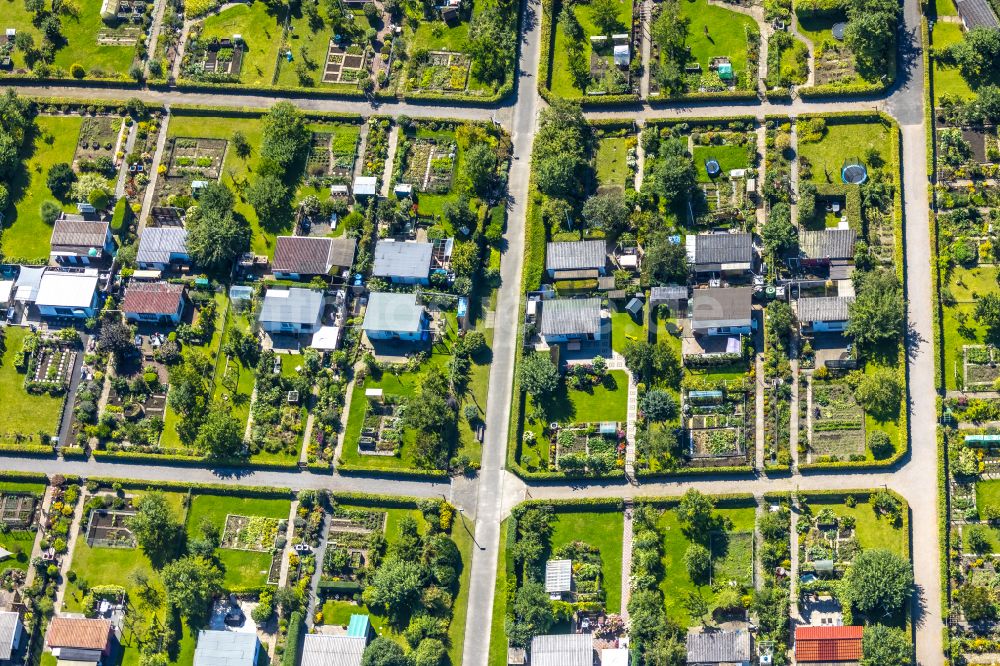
[0,327,65,446]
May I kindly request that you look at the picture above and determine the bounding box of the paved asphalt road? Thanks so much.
[4,0,944,661]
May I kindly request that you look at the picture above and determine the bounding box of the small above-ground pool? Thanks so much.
[841,162,868,185]
[800,572,818,584]
[832,22,847,41]
[705,158,721,178]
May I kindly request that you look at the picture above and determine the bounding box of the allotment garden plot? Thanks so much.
[73,116,124,165]
[153,137,228,207]
[683,388,751,467]
[806,378,865,461]
[321,507,388,592]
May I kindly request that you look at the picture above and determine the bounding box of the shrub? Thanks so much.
[70,63,86,78]
[867,431,893,459]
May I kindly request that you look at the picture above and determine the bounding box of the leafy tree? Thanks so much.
[505,580,555,646]
[582,191,630,236]
[533,100,589,199]
[867,430,893,459]
[412,638,446,666]
[622,340,681,387]
[47,162,76,199]
[852,369,901,421]
[846,268,904,351]
[232,130,251,159]
[683,592,710,624]
[965,525,991,554]
[404,369,455,469]
[761,201,796,257]
[683,543,710,583]
[766,300,794,344]
[949,27,1000,85]
[462,142,497,197]
[844,548,913,618]
[40,200,62,225]
[644,142,696,204]
[0,89,34,146]
[362,557,425,623]
[645,231,689,285]
[676,489,715,538]
[0,184,8,213]
[860,624,912,666]
[844,0,898,79]
[559,5,583,40]
[976,292,1000,343]
[247,174,291,227]
[651,0,688,94]
[442,194,477,235]
[70,173,111,208]
[362,637,410,666]
[0,132,18,181]
[259,101,309,174]
[639,389,677,422]
[194,405,244,460]
[160,555,221,622]
[98,318,135,363]
[128,491,180,566]
[590,0,620,34]
[185,182,251,271]
[467,5,515,84]
[519,353,561,402]
[535,153,585,199]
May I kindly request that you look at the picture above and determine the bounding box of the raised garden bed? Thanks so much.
[221,514,282,552]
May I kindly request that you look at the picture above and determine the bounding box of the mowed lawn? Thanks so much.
[679,0,757,78]
[199,2,285,87]
[550,510,624,613]
[186,494,291,590]
[940,265,995,390]
[407,0,505,93]
[692,143,751,182]
[165,114,290,255]
[0,327,65,444]
[0,0,134,76]
[805,495,909,556]
[797,118,893,184]
[550,0,632,97]
[932,22,974,102]
[64,492,197,665]
[595,136,630,190]
[4,115,84,261]
[660,504,757,625]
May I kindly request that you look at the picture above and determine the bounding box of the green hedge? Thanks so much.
[317,580,363,593]
[91,450,300,471]
[0,444,55,456]
[0,471,49,483]
[170,104,364,123]
[649,89,759,103]
[282,612,304,666]
[793,0,847,19]
[798,79,890,98]
[334,464,449,480]
[61,447,87,459]
[86,477,295,498]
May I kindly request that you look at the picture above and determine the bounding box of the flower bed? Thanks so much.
[221,514,281,552]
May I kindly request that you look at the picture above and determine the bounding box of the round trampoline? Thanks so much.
[841,162,868,185]
[832,22,847,41]
[705,159,721,178]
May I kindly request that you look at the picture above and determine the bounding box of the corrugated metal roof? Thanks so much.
[545,559,572,593]
[259,287,324,325]
[0,612,20,659]
[540,297,601,336]
[546,240,606,271]
[50,217,109,252]
[193,630,259,666]
[692,233,752,266]
[797,296,852,323]
[372,241,433,279]
[362,292,425,333]
[691,288,752,329]
[686,628,751,663]
[137,227,188,265]
[650,285,688,302]
[530,633,594,666]
[794,625,862,663]
[300,634,366,666]
[273,236,334,275]
[957,0,999,27]
[799,229,857,261]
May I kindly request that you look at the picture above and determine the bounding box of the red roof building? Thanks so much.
[794,625,863,664]
[122,281,186,325]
